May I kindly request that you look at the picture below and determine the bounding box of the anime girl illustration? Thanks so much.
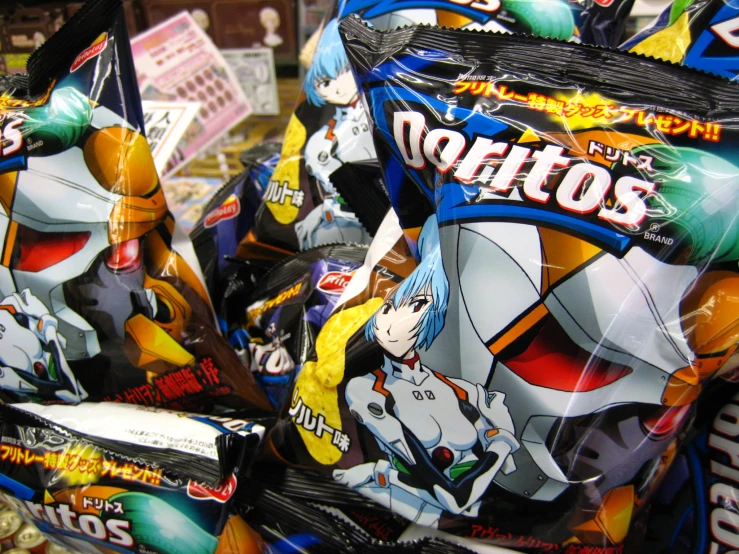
[295,19,372,249]
[333,215,519,527]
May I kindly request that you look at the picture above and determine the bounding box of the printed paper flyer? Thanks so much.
[131,12,251,175]
[142,100,200,177]
[221,47,280,116]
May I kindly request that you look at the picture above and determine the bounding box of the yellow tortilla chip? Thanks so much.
[265,114,307,224]
[629,12,691,64]
[292,298,383,465]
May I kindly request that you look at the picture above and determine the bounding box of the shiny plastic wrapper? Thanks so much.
[0,402,264,554]
[621,0,739,78]
[237,468,488,553]
[0,0,270,412]
[227,244,368,408]
[267,18,739,552]
[238,0,634,263]
[642,378,739,554]
[235,15,383,260]
[190,142,282,318]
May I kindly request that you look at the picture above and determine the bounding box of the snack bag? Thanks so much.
[238,0,635,263]
[269,18,739,552]
[334,210,419,313]
[0,0,270,411]
[229,244,368,408]
[643,380,739,554]
[190,142,282,314]
[237,468,486,553]
[236,16,382,260]
[621,0,739,77]
[620,0,739,79]
[0,402,264,554]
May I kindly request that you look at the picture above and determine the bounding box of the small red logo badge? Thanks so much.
[71,33,108,72]
[204,196,241,228]
[187,474,237,503]
[317,271,353,295]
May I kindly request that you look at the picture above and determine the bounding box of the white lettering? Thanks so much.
[79,514,107,539]
[107,519,134,547]
[711,433,739,469]
[716,404,739,437]
[1,119,23,156]
[490,145,531,192]
[713,508,739,549]
[394,111,425,169]
[455,138,508,183]
[524,145,571,203]
[599,176,655,226]
[556,163,611,214]
[713,16,739,48]
[423,128,466,173]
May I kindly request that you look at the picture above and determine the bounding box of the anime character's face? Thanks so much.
[373,288,432,359]
[315,70,358,106]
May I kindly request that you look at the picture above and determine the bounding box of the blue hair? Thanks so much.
[365,215,449,351]
[304,19,350,107]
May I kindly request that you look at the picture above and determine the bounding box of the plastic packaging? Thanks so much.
[190,142,282,317]
[643,379,739,554]
[238,467,485,553]
[238,0,635,264]
[621,0,739,78]
[235,16,384,260]
[0,0,270,411]
[268,18,739,552]
[228,244,368,408]
[0,402,264,554]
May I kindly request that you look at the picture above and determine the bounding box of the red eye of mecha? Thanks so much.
[33,362,48,380]
[105,239,141,273]
[641,404,692,437]
[14,225,91,273]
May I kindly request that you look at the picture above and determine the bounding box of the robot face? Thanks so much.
[315,70,358,106]
[374,289,432,359]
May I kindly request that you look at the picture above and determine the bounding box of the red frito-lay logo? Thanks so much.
[187,474,237,503]
[204,195,241,228]
[593,0,614,6]
[317,271,353,295]
[71,33,108,72]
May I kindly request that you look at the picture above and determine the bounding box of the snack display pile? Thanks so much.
[0,0,737,552]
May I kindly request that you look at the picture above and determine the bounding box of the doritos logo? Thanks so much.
[187,474,237,503]
[71,33,108,72]
[204,195,241,228]
[317,271,353,295]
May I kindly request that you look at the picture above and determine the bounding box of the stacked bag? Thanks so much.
[0,0,738,551]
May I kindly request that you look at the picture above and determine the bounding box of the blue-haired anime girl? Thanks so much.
[295,19,373,249]
[334,216,520,528]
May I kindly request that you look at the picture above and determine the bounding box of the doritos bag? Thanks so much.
[0,0,270,412]
[621,0,739,78]
[643,380,739,554]
[268,18,739,552]
[0,402,264,554]
[237,0,635,263]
